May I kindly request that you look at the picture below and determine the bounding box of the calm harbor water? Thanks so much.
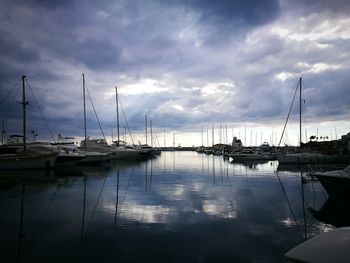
[0,151,339,262]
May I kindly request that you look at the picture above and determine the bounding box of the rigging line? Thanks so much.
[278,79,300,147]
[25,79,56,143]
[13,78,22,105]
[275,171,304,240]
[0,78,21,105]
[85,84,108,146]
[118,98,134,145]
[153,127,161,147]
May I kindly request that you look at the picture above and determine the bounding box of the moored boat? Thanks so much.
[0,147,57,170]
[0,76,57,170]
[277,152,337,164]
[311,165,350,199]
[277,77,339,165]
[228,149,271,161]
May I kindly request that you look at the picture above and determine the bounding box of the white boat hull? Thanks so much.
[109,148,141,160]
[0,153,57,170]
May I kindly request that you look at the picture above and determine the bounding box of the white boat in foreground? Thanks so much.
[285,227,350,263]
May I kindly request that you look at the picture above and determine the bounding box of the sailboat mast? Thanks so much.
[150,119,153,147]
[22,75,26,154]
[115,87,120,145]
[145,114,148,145]
[299,77,302,148]
[1,119,5,145]
[82,73,87,142]
[201,126,203,146]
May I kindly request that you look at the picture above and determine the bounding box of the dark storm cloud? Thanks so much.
[301,69,350,121]
[76,40,122,70]
[187,0,280,26]
[161,0,281,44]
[288,0,350,14]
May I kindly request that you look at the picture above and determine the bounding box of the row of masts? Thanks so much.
[12,76,337,150]
[144,115,157,147]
[83,73,160,147]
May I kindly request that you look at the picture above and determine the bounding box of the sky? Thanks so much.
[0,0,350,146]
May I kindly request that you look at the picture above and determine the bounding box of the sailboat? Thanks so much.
[0,76,57,170]
[110,86,142,159]
[277,77,335,164]
[135,116,161,157]
[75,73,110,163]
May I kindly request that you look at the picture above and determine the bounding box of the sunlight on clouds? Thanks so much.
[274,72,295,81]
[271,26,289,38]
[315,43,332,49]
[114,79,169,95]
[287,17,350,42]
[308,63,342,73]
[201,82,235,96]
[173,104,185,111]
[275,62,342,81]
[154,99,202,116]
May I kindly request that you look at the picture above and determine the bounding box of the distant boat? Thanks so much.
[228,148,271,161]
[132,115,161,157]
[277,77,335,164]
[56,143,110,166]
[311,165,350,199]
[203,148,213,155]
[0,76,57,170]
[81,85,143,160]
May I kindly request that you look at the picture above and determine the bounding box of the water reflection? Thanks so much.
[309,197,350,227]
[0,152,344,262]
[277,163,311,173]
